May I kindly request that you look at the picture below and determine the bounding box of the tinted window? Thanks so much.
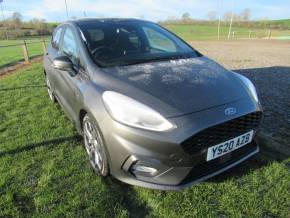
[52,27,62,48]
[88,29,104,42]
[78,21,199,67]
[128,29,141,51]
[62,27,78,65]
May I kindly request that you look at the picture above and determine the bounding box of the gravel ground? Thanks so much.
[191,40,290,158]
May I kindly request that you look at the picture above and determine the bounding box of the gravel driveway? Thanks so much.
[191,40,290,158]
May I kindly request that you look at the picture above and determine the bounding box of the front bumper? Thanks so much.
[96,97,263,190]
[121,145,259,190]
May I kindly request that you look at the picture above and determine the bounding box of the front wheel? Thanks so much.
[83,114,109,176]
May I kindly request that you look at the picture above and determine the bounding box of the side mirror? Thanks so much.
[53,56,73,72]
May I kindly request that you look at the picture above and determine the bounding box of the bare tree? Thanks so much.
[207,10,218,21]
[181,12,191,24]
[223,11,232,21]
[167,15,177,20]
[11,12,22,26]
[260,17,269,28]
[240,8,251,21]
[29,18,49,35]
[223,8,251,22]
[233,14,242,21]
[182,12,191,20]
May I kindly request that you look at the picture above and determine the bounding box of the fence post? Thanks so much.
[22,40,30,64]
[249,30,252,39]
[42,39,47,54]
[267,29,272,39]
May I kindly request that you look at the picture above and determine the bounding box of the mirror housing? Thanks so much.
[53,56,73,72]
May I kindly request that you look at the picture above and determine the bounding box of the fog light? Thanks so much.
[130,162,158,177]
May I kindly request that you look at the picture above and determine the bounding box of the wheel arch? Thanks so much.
[79,109,112,175]
[79,109,87,131]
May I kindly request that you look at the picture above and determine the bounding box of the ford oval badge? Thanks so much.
[225,107,237,116]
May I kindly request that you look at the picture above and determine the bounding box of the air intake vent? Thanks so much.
[181,111,263,155]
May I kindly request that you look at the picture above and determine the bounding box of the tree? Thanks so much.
[240,8,251,21]
[223,11,232,21]
[233,14,241,22]
[11,12,22,25]
[207,10,218,21]
[181,12,191,24]
[28,18,49,35]
[181,12,191,20]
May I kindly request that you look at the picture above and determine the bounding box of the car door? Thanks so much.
[54,25,83,122]
[44,26,64,92]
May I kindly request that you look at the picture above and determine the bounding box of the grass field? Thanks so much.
[1,22,290,67]
[261,19,290,29]
[163,24,290,41]
[0,63,289,217]
[0,38,49,68]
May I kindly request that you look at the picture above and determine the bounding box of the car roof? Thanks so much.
[67,18,151,26]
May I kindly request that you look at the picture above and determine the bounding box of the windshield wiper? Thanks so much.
[123,54,193,66]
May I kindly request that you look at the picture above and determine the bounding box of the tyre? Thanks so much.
[45,75,57,103]
[82,114,109,176]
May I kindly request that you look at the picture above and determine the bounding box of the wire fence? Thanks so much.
[0,25,289,69]
[0,39,48,68]
[163,24,290,41]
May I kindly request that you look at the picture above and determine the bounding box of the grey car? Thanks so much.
[43,18,263,190]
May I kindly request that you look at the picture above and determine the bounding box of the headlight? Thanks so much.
[102,91,174,132]
[234,73,259,102]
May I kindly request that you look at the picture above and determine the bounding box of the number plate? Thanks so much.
[206,130,254,161]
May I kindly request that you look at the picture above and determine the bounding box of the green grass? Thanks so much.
[259,19,290,29]
[1,21,290,67]
[0,38,50,67]
[163,24,290,41]
[0,63,289,217]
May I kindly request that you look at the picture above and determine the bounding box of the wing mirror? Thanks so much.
[53,56,73,72]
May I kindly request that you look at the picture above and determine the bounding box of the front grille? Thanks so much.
[181,111,263,155]
[179,141,257,185]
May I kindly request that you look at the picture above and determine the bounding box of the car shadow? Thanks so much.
[99,177,152,217]
[207,143,283,183]
[233,66,290,158]
[210,66,290,182]
[0,135,82,158]
[0,84,46,92]
[1,65,289,204]
[0,134,151,216]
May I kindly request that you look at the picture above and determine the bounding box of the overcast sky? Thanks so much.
[1,0,290,22]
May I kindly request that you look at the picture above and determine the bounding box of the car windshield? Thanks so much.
[77,20,200,67]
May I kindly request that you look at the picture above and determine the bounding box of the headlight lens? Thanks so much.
[102,91,174,131]
[234,73,259,102]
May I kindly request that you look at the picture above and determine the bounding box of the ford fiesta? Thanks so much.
[43,18,263,190]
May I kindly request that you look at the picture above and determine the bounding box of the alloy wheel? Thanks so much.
[45,76,55,102]
[83,116,105,174]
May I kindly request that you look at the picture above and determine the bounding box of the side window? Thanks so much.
[128,31,141,49]
[142,27,177,52]
[87,29,105,50]
[62,27,79,66]
[52,28,62,48]
[88,29,104,42]
[116,28,141,52]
